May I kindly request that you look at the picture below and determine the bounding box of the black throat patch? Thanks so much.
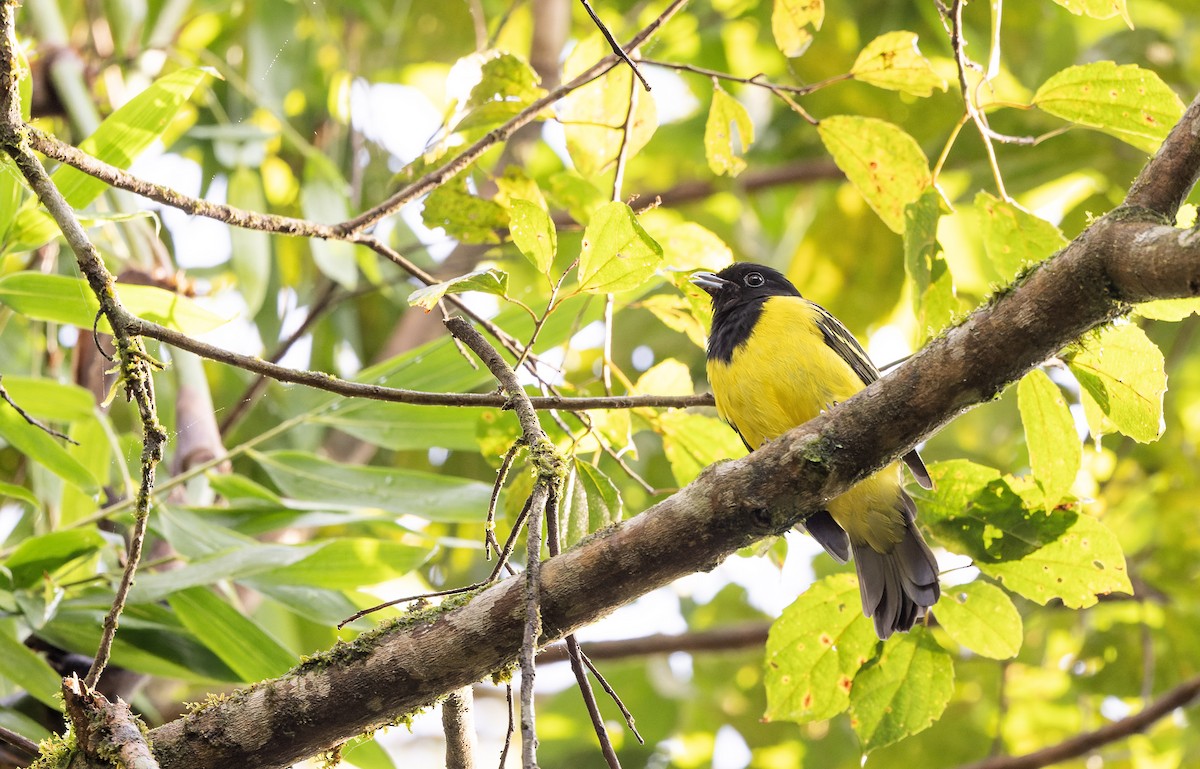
[707,297,766,364]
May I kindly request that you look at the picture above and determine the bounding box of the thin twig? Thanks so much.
[0,724,38,757]
[579,653,643,743]
[579,0,651,92]
[642,58,851,96]
[0,1,166,690]
[498,684,515,769]
[0,374,79,443]
[948,0,1010,199]
[487,443,523,559]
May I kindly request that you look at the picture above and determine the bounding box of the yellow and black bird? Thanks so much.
[692,263,940,639]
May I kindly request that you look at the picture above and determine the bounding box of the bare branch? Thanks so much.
[579,0,651,92]
[537,622,771,663]
[442,688,477,769]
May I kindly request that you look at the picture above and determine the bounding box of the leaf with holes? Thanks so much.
[509,199,557,275]
[771,0,824,58]
[1018,369,1081,507]
[933,581,1023,659]
[851,31,947,97]
[764,573,878,724]
[408,268,509,311]
[1067,324,1165,443]
[977,191,1068,283]
[577,201,663,293]
[705,84,754,177]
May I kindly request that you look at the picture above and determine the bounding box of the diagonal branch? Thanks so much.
[142,94,1200,769]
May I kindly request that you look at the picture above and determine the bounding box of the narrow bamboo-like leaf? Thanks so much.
[577,201,663,293]
[1067,324,1166,443]
[976,192,1068,283]
[1018,369,1081,506]
[168,587,297,682]
[704,84,754,177]
[3,207,59,254]
[764,573,878,724]
[771,0,824,58]
[851,31,947,97]
[52,67,216,209]
[509,198,557,274]
[408,268,509,311]
[0,480,39,509]
[0,624,64,707]
[849,628,954,751]
[818,115,931,234]
[311,401,484,451]
[575,460,622,533]
[0,158,25,243]
[255,538,431,589]
[0,272,231,334]
[1050,0,1131,26]
[559,35,658,177]
[0,377,96,422]
[932,581,1023,659]
[128,544,319,604]
[251,450,492,522]
[226,166,272,316]
[0,404,99,495]
[2,530,105,587]
[1033,62,1184,154]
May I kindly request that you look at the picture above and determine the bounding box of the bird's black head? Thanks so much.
[690,263,802,314]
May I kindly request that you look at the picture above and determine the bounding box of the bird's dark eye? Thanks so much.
[745,272,765,287]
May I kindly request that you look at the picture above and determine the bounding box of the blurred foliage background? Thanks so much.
[1,0,1199,767]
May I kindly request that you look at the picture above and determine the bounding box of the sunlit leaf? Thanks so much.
[251,450,493,522]
[0,376,95,422]
[848,628,954,751]
[169,587,297,682]
[903,188,957,342]
[422,175,508,244]
[1018,369,1081,507]
[764,573,878,723]
[310,402,485,451]
[1049,0,1131,26]
[562,460,623,548]
[851,31,947,97]
[1067,324,1165,442]
[1033,62,1184,154]
[640,294,708,348]
[771,0,824,58]
[932,581,1023,659]
[255,538,432,589]
[546,171,608,225]
[302,156,359,289]
[641,218,735,273]
[52,67,216,209]
[0,480,39,509]
[407,267,509,311]
[659,411,746,487]
[509,199,557,274]
[976,192,1068,283]
[1135,297,1200,321]
[704,84,754,177]
[818,115,931,234]
[452,51,547,133]
[559,35,658,177]
[577,201,663,293]
[128,543,319,604]
[0,272,232,334]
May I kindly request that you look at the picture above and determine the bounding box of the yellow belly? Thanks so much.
[707,296,906,552]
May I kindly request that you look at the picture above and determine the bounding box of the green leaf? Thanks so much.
[52,67,216,209]
[641,217,734,273]
[251,450,492,522]
[226,166,272,316]
[1135,297,1200,321]
[421,175,509,245]
[128,544,319,604]
[452,51,547,133]
[641,294,708,349]
[851,31,947,97]
[302,157,359,289]
[1018,369,1081,506]
[1067,324,1165,442]
[704,84,754,177]
[1032,62,1185,154]
[0,376,96,422]
[0,404,98,495]
[848,628,954,751]
[903,188,957,342]
[982,510,1132,608]
[976,192,1068,283]
[658,411,747,486]
[932,581,1023,659]
[546,171,607,224]
[0,623,64,708]
[818,115,931,234]
[577,201,663,293]
[562,460,623,548]
[509,199,557,274]
[1049,0,1131,26]
[771,0,824,58]
[310,402,485,452]
[3,530,105,588]
[0,272,232,334]
[168,587,297,682]
[764,573,878,724]
[0,158,26,244]
[559,35,658,177]
[3,207,60,255]
[407,268,509,311]
[0,480,39,509]
[255,538,432,589]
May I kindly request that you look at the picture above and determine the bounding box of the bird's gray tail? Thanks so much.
[851,492,940,639]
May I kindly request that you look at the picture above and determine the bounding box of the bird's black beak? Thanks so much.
[690,271,730,295]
